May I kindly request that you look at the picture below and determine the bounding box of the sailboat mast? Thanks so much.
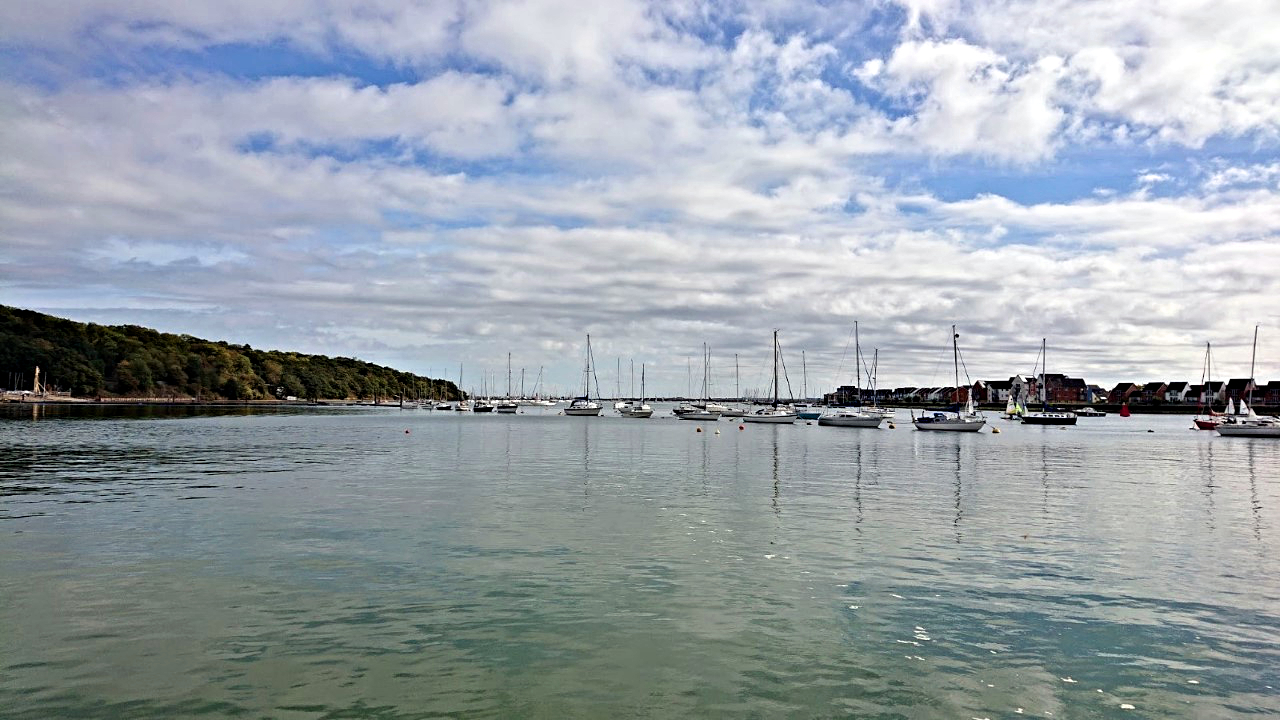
[802,350,807,402]
[1041,337,1047,408]
[855,320,861,406]
[641,363,645,403]
[1249,324,1259,407]
[584,334,592,400]
[507,353,512,398]
[773,329,780,407]
[951,325,959,398]
[734,353,740,401]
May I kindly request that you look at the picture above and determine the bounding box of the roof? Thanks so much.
[1225,378,1254,390]
[1166,381,1189,392]
[1110,382,1140,392]
[985,380,1013,389]
[1142,381,1167,392]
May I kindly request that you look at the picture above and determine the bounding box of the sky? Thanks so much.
[3,0,1280,398]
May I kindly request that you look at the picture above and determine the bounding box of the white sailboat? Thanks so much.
[1021,338,1077,425]
[819,322,881,427]
[912,326,986,432]
[618,363,654,418]
[564,335,603,416]
[720,353,748,417]
[743,330,797,424]
[679,344,721,421]
[454,363,472,411]
[1216,325,1280,437]
[495,353,519,413]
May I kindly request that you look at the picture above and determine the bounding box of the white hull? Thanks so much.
[818,414,883,428]
[913,415,986,432]
[719,408,747,417]
[564,406,602,416]
[742,411,797,424]
[494,403,518,414]
[619,408,653,418]
[1215,421,1280,437]
[679,410,721,421]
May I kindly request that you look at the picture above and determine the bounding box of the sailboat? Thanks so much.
[796,351,823,420]
[618,363,654,418]
[679,344,722,421]
[1192,342,1223,430]
[495,353,519,413]
[1216,325,1280,437]
[819,322,881,427]
[720,354,748,417]
[454,363,472,411]
[912,326,986,432]
[743,330,798,424]
[564,335,603,416]
[1021,338,1077,425]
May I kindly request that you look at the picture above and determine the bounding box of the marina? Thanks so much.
[2,404,1279,718]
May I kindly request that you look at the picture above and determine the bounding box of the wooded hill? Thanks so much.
[0,305,459,401]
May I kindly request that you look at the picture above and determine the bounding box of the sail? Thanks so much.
[1226,397,1236,415]
[1005,397,1017,414]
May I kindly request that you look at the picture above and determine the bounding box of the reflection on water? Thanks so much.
[1,405,1278,718]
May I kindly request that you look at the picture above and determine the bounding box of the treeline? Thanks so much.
[0,305,459,401]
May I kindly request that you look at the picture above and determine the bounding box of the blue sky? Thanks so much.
[3,0,1280,395]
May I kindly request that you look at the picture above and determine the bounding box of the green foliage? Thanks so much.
[0,305,458,401]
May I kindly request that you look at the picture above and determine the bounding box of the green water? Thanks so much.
[2,405,1277,718]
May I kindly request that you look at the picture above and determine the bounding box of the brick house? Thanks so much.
[1109,382,1141,403]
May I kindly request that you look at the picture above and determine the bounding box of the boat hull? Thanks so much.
[678,411,721,421]
[1021,413,1077,425]
[1215,423,1280,437]
[913,418,986,432]
[742,413,797,424]
[619,409,653,418]
[797,411,823,420]
[817,415,882,428]
[1193,418,1219,430]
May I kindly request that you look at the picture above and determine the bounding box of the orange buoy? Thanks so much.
[738,425,745,430]
[696,426,702,433]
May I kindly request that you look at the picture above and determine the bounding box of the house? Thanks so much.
[1060,376,1089,403]
[1140,381,1168,403]
[1087,385,1109,404]
[890,387,917,402]
[1109,382,1141,403]
[1262,381,1280,405]
[1199,380,1225,404]
[982,380,1013,403]
[1165,381,1191,403]
[1009,374,1034,403]
[1224,378,1256,402]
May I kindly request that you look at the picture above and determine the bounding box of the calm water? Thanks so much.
[2,404,1278,719]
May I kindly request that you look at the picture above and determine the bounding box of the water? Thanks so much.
[2,405,1278,718]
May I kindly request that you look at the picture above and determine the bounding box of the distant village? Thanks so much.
[824,375,1280,407]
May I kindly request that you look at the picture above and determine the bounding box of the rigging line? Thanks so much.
[834,325,855,385]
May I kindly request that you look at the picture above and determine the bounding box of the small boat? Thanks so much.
[679,344,721,421]
[434,401,451,411]
[912,326,986,432]
[1076,407,1107,417]
[619,364,654,418]
[742,330,797,424]
[495,354,519,413]
[817,407,883,428]
[1021,339,1077,425]
[796,405,823,420]
[563,335,603,416]
[1215,326,1280,437]
[1192,342,1224,430]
